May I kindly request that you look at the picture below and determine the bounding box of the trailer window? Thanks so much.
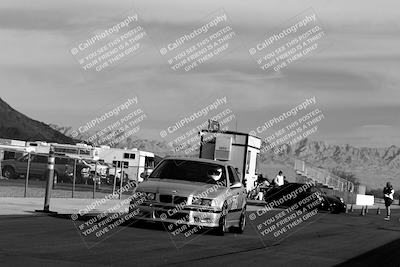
[246,151,251,174]
[123,153,135,159]
[112,161,129,168]
[145,156,154,168]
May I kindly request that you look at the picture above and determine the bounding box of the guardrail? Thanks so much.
[294,159,354,192]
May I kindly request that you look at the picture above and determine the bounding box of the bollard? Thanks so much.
[360,206,366,216]
[43,146,55,212]
[377,207,381,215]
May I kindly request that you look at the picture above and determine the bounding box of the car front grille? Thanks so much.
[159,194,173,203]
[159,195,187,205]
[173,196,187,205]
[154,210,188,221]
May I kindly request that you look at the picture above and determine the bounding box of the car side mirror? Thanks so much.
[230,182,242,189]
[140,172,149,179]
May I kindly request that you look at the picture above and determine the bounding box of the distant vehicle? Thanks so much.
[1,154,73,182]
[129,157,247,235]
[98,147,155,184]
[262,183,347,214]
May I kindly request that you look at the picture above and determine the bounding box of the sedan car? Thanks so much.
[129,157,247,235]
[262,182,347,214]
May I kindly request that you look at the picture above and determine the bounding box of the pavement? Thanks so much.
[0,197,129,215]
[1,197,397,216]
[0,198,400,266]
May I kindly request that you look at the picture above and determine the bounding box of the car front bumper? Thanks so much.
[129,203,223,228]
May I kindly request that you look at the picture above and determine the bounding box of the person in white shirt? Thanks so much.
[274,171,284,187]
[383,182,394,220]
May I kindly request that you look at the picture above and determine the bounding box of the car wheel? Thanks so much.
[216,202,228,236]
[231,206,246,234]
[2,166,15,179]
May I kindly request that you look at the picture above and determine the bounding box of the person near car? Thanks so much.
[274,171,284,187]
[255,174,270,201]
[383,181,394,220]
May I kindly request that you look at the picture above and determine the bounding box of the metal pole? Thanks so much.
[0,149,3,179]
[44,146,55,212]
[119,163,123,200]
[24,152,31,198]
[93,162,97,199]
[72,158,77,198]
[112,164,117,195]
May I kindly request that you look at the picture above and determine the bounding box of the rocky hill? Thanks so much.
[1,97,398,189]
[260,139,400,189]
[0,98,76,144]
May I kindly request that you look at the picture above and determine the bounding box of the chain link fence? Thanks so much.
[0,148,135,199]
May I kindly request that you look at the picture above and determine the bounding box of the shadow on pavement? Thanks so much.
[335,238,400,267]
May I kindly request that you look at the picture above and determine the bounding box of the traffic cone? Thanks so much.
[377,207,381,215]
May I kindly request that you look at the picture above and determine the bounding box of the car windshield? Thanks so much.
[149,159,227,186]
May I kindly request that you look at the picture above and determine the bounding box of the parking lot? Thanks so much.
[1,208,399,266]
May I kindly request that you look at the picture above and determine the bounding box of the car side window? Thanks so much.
[32,155,48,163]
[228,166,240,186]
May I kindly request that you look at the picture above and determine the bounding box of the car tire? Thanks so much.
[231,206,246,234]
[216,202,228,236]
[2,166,15,179]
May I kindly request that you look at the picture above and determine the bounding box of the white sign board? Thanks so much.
[356,194,374,206]
[214,136,232,161]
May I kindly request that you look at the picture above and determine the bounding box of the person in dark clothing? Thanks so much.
[383,182,394,220]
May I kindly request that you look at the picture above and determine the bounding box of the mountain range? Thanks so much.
[1,97,398,189]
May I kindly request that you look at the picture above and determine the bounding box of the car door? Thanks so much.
[29,155,48,176]
[14,155,29,175]
[226,166,245,222]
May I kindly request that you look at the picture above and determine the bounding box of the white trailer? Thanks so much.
[199,130,261,192]
[97,147,155,183]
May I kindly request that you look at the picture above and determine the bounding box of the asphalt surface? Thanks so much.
[0,209,400,267]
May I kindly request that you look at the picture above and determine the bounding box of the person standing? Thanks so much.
[274,171,284,187]
[383,182,394,221]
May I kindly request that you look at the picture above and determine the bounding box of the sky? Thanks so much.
[0,0,399,147]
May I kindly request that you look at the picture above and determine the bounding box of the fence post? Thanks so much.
[0,149,3,179]
[43,146,55,212]
[119,163,123,200]
[24,152,31,198]
[72,158,76,198]
[112,164,117,195]
[93,162,97,199]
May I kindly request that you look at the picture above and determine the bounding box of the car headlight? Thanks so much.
[201,199,212,206]
[134,191,155,201]
[192,197,212,206]
[146,192,156,200]
[192,197,202,205]
[339,197,344,203]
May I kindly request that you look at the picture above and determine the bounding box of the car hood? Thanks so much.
[1,159,16,163]
[323,195,343,204]
[137,179,228,199]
